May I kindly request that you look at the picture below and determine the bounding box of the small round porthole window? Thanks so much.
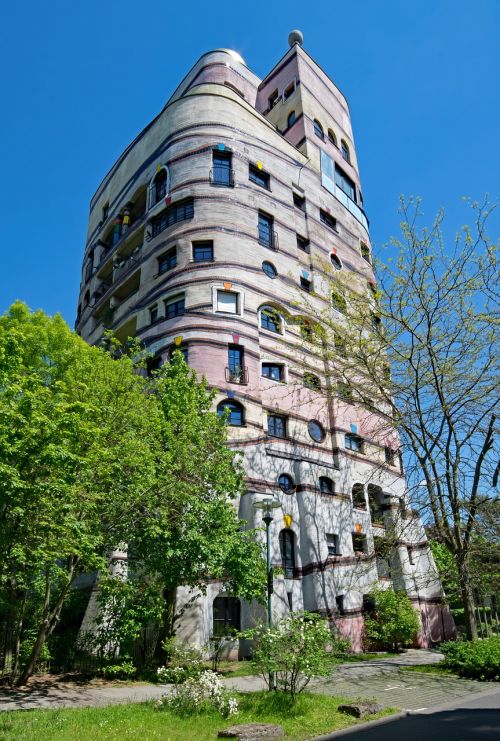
[308,420,325,443]
[330,254,342,270]
[262,261,277,279]
[278,473,295,493]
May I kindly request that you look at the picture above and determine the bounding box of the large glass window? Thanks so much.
[279,530,296,577]
[151,198,194,237]
[213,596,240,635]
[268,414,287,439]
[212,150,233,186]
[335,165,356,202]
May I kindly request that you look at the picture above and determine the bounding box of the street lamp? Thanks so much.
[253,495,281,691]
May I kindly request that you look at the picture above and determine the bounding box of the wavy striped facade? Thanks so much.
[76,39,455,651]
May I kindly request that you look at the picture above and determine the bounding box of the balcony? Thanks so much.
[209,168,234,187]
[225,366,249,385]
[97,213,146,271]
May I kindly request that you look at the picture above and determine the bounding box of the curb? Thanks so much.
[311,711,408,740]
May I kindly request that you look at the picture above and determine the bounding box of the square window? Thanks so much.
[165,295,185,319]
[300,276,311,292]
[268,414,287,439]
[262,363,284,382]
[217,290,238,314]
[345,433,363,453]
[320,209,337,231]
[296,234,310,252]
[326,534,340,556]
[249,164,270,189]
[193,241,214,262]
[158,247,177,274]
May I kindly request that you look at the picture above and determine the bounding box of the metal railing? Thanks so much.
[258,230,279,251]
[225,366,249,385]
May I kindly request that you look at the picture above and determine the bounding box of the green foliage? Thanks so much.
[99,661,137,680]
[244,611,347,699]
[440,637,500,681]
[158,637,204,683]
[363,588,420,651]
[155,670,239,718]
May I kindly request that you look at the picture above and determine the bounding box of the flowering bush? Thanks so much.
[244,611,347,700]
[156,665,188,684]
[157,637,204,683]
[155,670,238,717]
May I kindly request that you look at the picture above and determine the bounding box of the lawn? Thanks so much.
[0,692,397,741]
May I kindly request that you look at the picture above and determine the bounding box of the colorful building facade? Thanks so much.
[77,33,454,651]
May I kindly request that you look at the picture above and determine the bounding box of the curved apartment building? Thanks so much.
[76,35,455,651]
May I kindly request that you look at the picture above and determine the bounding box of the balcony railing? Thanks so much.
[258,230,279,251]
[225,366,249,385]
[209,168,234,187]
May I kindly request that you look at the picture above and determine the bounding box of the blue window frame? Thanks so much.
[313,119,324,139]
[268,414,287,438]
[346,434,363,453]
[193,241,214,262]
[258,212,273,248]
[262,261,277,279]
[158,247,176,274]
[228,345,244,373]
[217,400,244,426]
[151,198,194,237]
[260,307,281,333]
[165,296,185,319]
[249,164,270,189]
[212,151,233,186]
[262,363,284,381]
[278,473,295,493]
[308,420,325,442]
[287,110,296,128]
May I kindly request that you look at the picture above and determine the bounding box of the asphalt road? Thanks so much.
[322,685,500,740]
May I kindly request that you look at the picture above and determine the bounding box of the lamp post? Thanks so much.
[254,495,281,690]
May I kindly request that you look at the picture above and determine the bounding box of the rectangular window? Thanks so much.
[345,433,363,453]
[320,209,337,231]
[216,290,238,314]
[268,89,279,109]
[293,192,306,211]
[228,345,244,373]
[361,242,371,263]
[249,164,270,189]
[149,305,158,324]
[151,198,194,238]
[212,150,233,186]
[193,240,214,262]
[283,81,295,100]
[385,447,396,466]
[158,247,177,274]
[326,534,340,556]
[164,295,185,319]
[335,595,345,615]
[300,276,311,292]
[262,363,284,382]
[258,211,274,248]
[296,234,310,252]
[102,202,109,221]
[268,414,287,439]
[335,164,356,202]
[352,533,367,554]
[337,382,353,403]
[408,546,415,566]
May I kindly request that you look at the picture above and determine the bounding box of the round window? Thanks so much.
[308,420,325,443]
[278,473,295,493]
[262,261,277,279]
[330,254,342,270]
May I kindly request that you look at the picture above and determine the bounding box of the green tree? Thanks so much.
[293,198,499,640]
[363,588,420,651]
[0,303,158,684]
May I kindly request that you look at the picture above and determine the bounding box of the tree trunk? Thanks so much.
[457,555,478,640]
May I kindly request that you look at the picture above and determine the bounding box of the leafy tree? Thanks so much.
[0,303,158,684]
[244,611,349,700]
[363,588,420,651]
[293,198,499,640]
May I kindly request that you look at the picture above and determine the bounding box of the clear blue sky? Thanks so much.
[1,0,498,325]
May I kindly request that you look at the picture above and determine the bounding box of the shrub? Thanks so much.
[157,637,204,683]
[440,637,500,681]
[155,670,238,717]
[363,588,420,651]
[100,661,137,679]
[244,611,346,700]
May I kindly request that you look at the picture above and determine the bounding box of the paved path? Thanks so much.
[0,649,489,715]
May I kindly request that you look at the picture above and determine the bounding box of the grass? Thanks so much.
[0,692,397,741]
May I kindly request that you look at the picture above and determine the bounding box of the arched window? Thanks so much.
[278,473,295,493]
[352,483,366,509]
[279,530,296,577]
[330,253,343,271]
[287,110,296,128]
[313,119,324,139]
[341,140,350,163]
[213,596,241,635]
[262,261,277,279]
[217,400,244,426]
[319,476,334,495]
[308,420,325,443]
[328,129,337,146]
[149,166,169,208]
[260,306,282,334]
